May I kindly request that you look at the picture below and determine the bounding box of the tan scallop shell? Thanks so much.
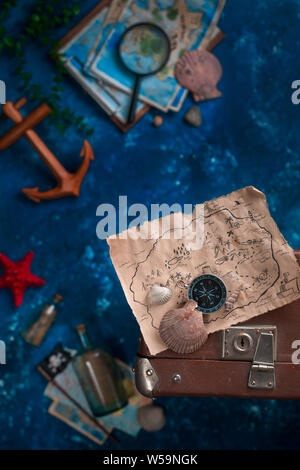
[146,284,172,305]
[175,50,222,102]
[159,299,208,354]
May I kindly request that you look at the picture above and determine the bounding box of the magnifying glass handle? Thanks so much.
[128,76,141,124]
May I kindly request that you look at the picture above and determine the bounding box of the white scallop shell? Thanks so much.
[146,284,172,306]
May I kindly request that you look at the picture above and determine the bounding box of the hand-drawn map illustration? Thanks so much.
[108,187,300,355]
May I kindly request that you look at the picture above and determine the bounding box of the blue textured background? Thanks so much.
[0,0,300,450]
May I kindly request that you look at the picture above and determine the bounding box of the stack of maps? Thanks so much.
[59,0,226,130]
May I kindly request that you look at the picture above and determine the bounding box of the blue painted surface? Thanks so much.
[0,0,300,450]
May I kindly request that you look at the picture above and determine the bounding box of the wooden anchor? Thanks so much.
[0,98,94,202]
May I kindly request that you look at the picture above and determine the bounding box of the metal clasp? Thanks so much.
[248,332,275,390]
[222,326,276,391]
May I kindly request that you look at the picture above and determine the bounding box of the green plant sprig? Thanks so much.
[0,0,94,136]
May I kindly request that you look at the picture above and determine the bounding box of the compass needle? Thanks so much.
[188,275,227,314]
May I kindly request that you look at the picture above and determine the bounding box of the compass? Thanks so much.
[187,274,227,313]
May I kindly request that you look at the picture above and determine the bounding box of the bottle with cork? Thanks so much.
[73,324,128,417]
[21,294,63,346]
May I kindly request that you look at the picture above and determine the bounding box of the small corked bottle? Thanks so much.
[21,294,63,346]
[73,324,128,417]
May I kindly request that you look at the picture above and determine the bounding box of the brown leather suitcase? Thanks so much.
[135,250,300,399]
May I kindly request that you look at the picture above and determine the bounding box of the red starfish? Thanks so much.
[0,251,46,307]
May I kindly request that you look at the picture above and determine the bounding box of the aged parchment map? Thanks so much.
[107,187,300,355]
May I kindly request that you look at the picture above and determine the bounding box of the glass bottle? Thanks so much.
[21,294,63,346]
[73,324,127,417]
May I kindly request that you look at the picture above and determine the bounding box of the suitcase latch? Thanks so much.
[222,326,276,391]
[248,332,275,390]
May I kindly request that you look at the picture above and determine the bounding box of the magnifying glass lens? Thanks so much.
[118,23,170,124]
[119,23,170,76]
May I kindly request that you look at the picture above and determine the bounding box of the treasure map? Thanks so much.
[107,187,300,355]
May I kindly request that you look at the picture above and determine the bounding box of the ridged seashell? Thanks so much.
[184,106,202,127]
[225,286,243,312]
[175,50,222,102]
[146,284,172,306]
[159,299,208,354]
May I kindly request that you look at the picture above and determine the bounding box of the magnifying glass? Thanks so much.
[118,22,171,124]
